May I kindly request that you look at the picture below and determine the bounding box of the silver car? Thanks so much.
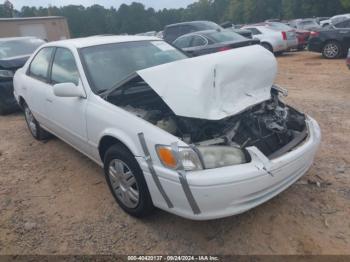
[243,25,288,54]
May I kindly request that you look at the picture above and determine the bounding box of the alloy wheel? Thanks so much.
[324,43,339,58]
[108,159,140,208]
[24,106,37,136]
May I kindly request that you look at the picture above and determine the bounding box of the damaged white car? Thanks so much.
[13,36,321,220]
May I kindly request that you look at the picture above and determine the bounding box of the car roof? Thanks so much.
[165,21,218,28]
[176,29,218,38]
[44,35,161,49]
[332,14,350,18]
[0,36,41,42]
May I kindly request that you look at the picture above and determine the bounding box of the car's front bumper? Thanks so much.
[0,80,20,114]
[138,116,321,220]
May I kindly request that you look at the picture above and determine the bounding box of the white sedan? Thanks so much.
[13,36,321,220]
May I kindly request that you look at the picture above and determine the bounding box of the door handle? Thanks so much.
[46,98,53,103]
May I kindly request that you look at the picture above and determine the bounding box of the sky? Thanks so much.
[9,0,198,10]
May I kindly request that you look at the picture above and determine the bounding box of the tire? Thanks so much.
[261,42,273,53]
[23,103,51,141]
[322,41,342,59]
[275,51,284,56]
[104,144,154,218]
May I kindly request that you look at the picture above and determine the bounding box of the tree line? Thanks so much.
[1,0,350,37]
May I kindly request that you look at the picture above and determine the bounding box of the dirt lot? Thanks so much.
[0,51,349,255]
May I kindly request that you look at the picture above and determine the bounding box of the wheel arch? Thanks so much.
[261,41,273,52]
[18,96,26,109]
[98,135,138,163]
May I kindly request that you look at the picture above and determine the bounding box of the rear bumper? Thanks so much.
[308,39,324,53]
[287,39,299,50]
[139,116,321,220]
[0,80,20,114]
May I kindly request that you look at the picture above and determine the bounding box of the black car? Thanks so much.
[308,19,350,59]
[288,19,321,31]
[220,21,253,38]
[172,29,259,57]
[0,37,45,114]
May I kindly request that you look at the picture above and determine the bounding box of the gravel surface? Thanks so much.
[0,51,349,255]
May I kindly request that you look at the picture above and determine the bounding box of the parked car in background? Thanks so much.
[163,21,221,43]
[320,14,350,28]
[347,49,350,69]
[315,17,330,25]
[172,29,259,56]
[0,37,45,115]
[163,20,252,44]
[13,36,321,220]
[242,25,288,54]
[308,19,350,59]
[220,21,253,38]
[263,22,299,50]
[288,19,321,31]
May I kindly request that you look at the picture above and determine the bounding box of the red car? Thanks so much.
[347,49,350,69]
[295,30,310,51]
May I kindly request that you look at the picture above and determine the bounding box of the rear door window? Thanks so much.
[173,35,193,48]
[28,47,54,82]
[245,28,262,35]
[191,35,208,47]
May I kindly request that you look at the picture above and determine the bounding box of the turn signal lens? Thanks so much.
[157,146,177,169]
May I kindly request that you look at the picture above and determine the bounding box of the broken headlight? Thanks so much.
[197,146,247,169]
[156,145,203,171]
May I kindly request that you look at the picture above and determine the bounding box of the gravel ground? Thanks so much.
[0,51,349,255]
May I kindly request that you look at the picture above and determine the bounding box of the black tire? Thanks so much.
[261,42,273,53]
[274,51,284,56]
[104,144,154,218]
[322,41,342,59]
[23,103,51,141]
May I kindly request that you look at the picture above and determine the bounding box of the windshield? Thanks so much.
[80,40,187,93]
[0,38,45,59]
[204,30,246,43]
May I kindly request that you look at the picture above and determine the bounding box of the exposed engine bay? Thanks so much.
[106,77,307,159]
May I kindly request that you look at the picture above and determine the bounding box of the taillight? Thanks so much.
[282,31,287,40]
[310,31,320,37]
[218,46,231,52]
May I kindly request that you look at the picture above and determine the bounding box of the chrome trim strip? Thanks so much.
[138,133,173,209]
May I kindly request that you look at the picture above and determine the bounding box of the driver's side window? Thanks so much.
[335,20,350,29]
[51,48,79,86]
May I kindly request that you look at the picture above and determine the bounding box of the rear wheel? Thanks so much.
[23,103,51,140]
[322,41,342,59]
[104,144,154,218]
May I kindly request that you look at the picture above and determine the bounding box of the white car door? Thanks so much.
[45,47,89,153]
[24,47,55,124]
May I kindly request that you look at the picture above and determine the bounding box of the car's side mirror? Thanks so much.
[53,82,86,98]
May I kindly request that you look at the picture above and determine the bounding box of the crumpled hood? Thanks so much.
[137,45,277,120]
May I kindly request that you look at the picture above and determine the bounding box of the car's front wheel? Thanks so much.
[23,103,51,140]
[104,144,154,218]
[322,41,342,59]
